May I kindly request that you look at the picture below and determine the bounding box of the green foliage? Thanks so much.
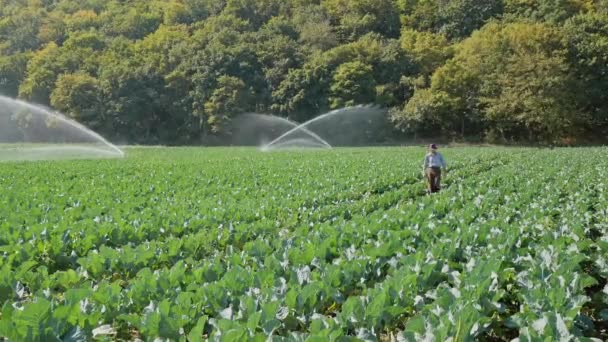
[270,64,331,121]
[135,24,192,74]
[390,88,458,134]
[504,0,593,23]
[0,52,31,97]
[97,54,171,143]
[564,12,608,136]
[0,147,607,340]
[205,75,250,133]
[37,12,67,45]
[330,61,376,108]
[18,42,64,104]
[400,0,503,40]
[224,0,283,29]
[64,10,100,33]
[400,29,453,75]
[0,0,607,144]
[50,72,101,123]
[322,0,401,41]
[464,22,583,141]
[0,7,44,54]
[62,30,106,51]
[399,21,587,142]
[103,10,161,40]
[292,4,338,51]
[435,0,504,39]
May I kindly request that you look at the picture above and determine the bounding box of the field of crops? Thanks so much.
[0,147,607,341]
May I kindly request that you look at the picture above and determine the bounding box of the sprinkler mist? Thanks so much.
[0,95,124,162]
[229,105,388,151]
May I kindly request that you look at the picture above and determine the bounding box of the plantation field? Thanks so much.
[0,147,607,341]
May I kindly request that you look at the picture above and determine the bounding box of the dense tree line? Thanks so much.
[1,0,607,145]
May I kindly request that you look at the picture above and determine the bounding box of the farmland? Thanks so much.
[0,147,607,341]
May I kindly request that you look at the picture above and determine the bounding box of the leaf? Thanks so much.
[365,291,388,327]
[239,295,257,319]
[404,315,425,334]
[187,316,208,342]
[262,319,281,335]
[52,303,80,325]
[15,298,52,329]
[63,326,89,342]
[261,301,280,323]
[16,261,39,278]
[247,312,262,333]
[220,327,248,342]
[286,288,299,309]
[339,296,365,327]
[56,269,81,289]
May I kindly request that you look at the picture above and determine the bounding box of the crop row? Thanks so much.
[0,147,606,341]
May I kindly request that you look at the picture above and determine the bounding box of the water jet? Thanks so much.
[0,95,124,162]
[229,113,332,149]
[261,105,388,151]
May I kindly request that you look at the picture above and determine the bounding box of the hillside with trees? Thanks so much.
[1,0,607,145]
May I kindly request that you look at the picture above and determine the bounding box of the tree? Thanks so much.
[316,33,413,79]
[436,0,503,40]
[175,25,263,126]
[100,7,162,40]
[272,32,414,118]
[19,37,101,105]
[54,0,107,14]
[400,28,453,76]
[398,0,440,33]
[135,24,192,75]
[389,88,458,137]
[190,13,251,44]
[64,10,100,33]
[564,12,608,138]
[97,60,168,143]
[321,0,401,41]
[162,1,190,25]
[271,65,331,121]
[224,0,283,29]
[63,30,106,51]
[0,7,44,54]
[252,26,304,105]
[18,42,62,104]
[50,72,102,126]
[596,0,608,13]
[323,34,415,105]
[424,22,584,142]
[1,0,607,145]
[205,75,250,135]
[0,53,31,97]
[503,0,592,23]
[330,61,376,108]
[185,0,225,20]
[429,57,483,138]
[478,23,583,142]
[164,15,268,139]
[37,11,66,45]
[480,50,583,142]
[292,4,338,51]
[399,0,503,40]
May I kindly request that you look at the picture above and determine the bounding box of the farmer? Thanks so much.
[422,144,447,194]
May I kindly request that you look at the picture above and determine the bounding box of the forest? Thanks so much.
[1,0,607,145]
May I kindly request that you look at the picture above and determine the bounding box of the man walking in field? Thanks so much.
[422,144,447,194]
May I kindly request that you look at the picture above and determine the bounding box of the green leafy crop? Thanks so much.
[0,147,606,341]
